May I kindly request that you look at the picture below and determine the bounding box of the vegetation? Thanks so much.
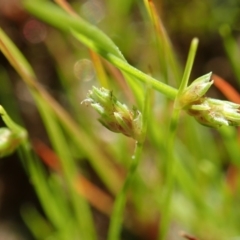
[0,0,240,239]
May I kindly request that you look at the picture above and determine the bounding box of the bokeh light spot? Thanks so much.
[23,19,47,44]
[74,59,95,82]
[81,0,105,24]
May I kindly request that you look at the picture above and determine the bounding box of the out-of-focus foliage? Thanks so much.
[164,0,240,34]
[0,0,240,240]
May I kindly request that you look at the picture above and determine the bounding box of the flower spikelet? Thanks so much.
[82,87,142,140]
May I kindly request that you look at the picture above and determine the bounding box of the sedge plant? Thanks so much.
[0,1,240,240]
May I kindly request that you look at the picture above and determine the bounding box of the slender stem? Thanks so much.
[177,38,199,95]
[144,0,168,83]
[0,28,122,194]
[24,0,126,61]
[107,141,143,240]
[107,54,178,99]
[71,30,177,101]
[0,106,27,139]
[158,109,180,240]
[107,86,151,240]
[158,38,199,240]
[24,1,178,100]
[54,0,79,18]
[39,93,97,240]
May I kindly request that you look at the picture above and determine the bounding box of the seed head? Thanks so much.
[0,128,24,157]
[82,87,142,141]
[188,98,240,127]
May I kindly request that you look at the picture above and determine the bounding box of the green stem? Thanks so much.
[24,0,125,61]
[0,27,122,194]
[71,29,177,102]
[35,94,96,240]
[0,106,25,136]
[107,54,178,99]
[24,0,178,100]
[107,141,143,240]
[0,106,70,239]
[107,86,151,240]
[158,109,180,240]
[177,38,199,95]
[158,38,199,240]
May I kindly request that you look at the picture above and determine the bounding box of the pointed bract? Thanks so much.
[177,72,213,109]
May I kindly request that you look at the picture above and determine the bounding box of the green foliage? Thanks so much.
[0,1,240,240]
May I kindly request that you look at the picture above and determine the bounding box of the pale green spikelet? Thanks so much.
[176,72,213,109]
[188,97,240,127]
[0,128,24,157]
[82,87,143,141]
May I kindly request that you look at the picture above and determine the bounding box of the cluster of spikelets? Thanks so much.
[82,73,240,141]
[177,72,240,127]
[1,73,239,158]
[82,87,142,141]
[0,106,27,158]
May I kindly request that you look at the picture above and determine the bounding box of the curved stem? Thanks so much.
[107,54,178,99]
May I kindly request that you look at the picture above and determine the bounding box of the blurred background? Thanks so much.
[0,0,240,239]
